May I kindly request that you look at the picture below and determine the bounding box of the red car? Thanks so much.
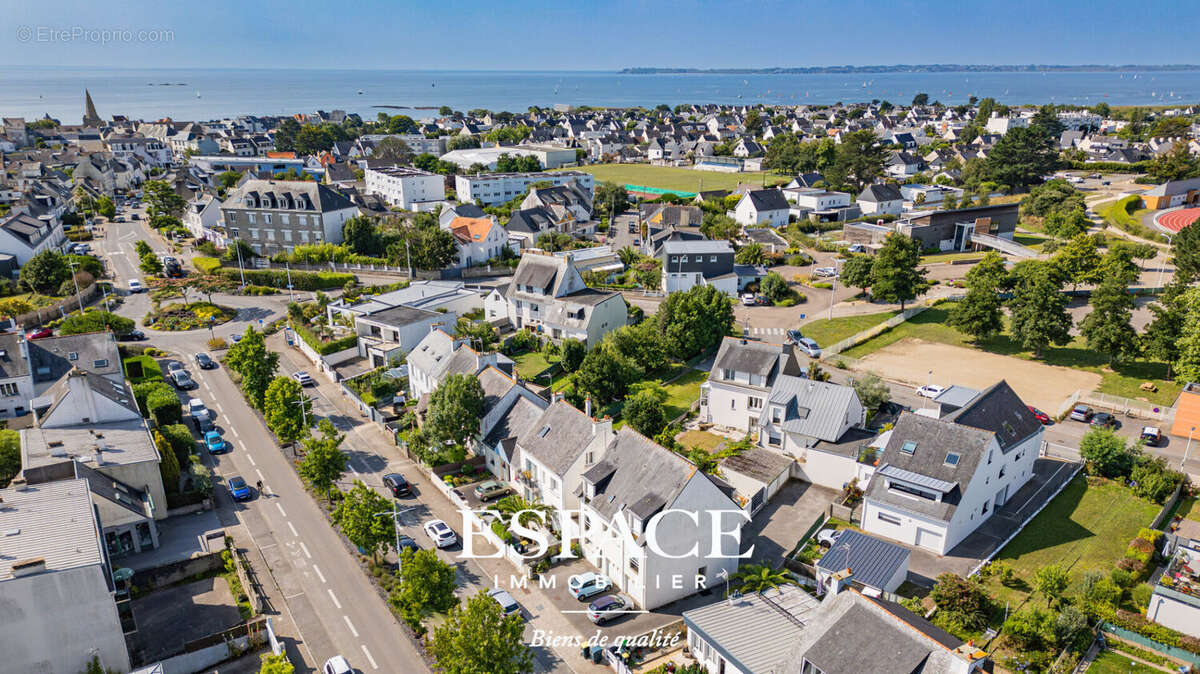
[1028,406,1051,425]
[26,327,52,340]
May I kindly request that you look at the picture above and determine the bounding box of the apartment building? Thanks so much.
[363,165,446,210]
[220,179,358,255]
[455,171,594,206]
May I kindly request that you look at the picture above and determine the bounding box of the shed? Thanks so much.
[815,529,910,595]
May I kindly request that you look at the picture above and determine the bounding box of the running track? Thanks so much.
[1156,206,1200,233]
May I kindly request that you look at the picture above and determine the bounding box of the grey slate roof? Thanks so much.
[27,332,122,383]
[682,585,818,674]
[814,530,910,591]
[763,376,859,443]
[711,337,801,384]
[0,334,30,379]
[516,400,595,476]
[744,188,789,211]
[661,239,733,256]
[482,393,547,451]
[942,380,1040,451]
[857,183,903,203]
[584,427,721,521]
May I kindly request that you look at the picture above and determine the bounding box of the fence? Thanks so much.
[14,282,103,327]
[818,296,962,359]
[1152,482,1187,531]
[1078,390,1175,423]
[1100,621,1200,666]
[967,463,1083,577]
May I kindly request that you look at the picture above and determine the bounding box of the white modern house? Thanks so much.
[700,337,804,433]
[856,183,905,216]
[406,329,513,401]
[363,165,445,210]
[455,171,594,206]
[500,252,628,348]
[0,212,65,266]
[579,428,744,610]
[513,399,614,516]
[862,381,1042,555]
[733,189,790,227]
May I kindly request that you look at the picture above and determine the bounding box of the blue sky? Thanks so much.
[2,0,1198,70]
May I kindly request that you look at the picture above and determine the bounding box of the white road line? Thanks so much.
[327,589,342,609]
[255,468,265,481]
[312,564,326,583]
[300,542,312,559]
[287,521,298,537]
[343,615,359,637]
[214,403,224,413]
[349,464,360,475]
[247,454,256,466]
[275,502,287,517]
[361,644,378,670]
[230,428,241,439]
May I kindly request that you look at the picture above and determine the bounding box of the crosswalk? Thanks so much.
[748,326,788,336]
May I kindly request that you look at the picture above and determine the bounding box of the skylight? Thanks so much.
[900,440,917,455]
[944,452,960,466]
[538,425,551,438]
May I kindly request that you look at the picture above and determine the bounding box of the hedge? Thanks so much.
[147,389,182,427]
[1068,160,1152,173]
[132,381,174,417]
[158,423,196,469]
[193,256,222,274]
[1092,604,1200,655]
[217,268,355,290]
[123,355,162,383]
[290,320,358,355]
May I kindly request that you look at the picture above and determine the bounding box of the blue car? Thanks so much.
[205,430,228,454]
[228,476,252,501]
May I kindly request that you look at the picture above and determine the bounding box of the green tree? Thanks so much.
[429,591,533,674]
[293,125,335,155]
[733,564,793,593]
[1007,262,1072,357]
[1042,208,1091,239]
[1079,274,1139,364]
[700,213,741,242]
[1052,234,1102,292]
[870,233,929,310]
[59,310,134,337]
[225,326,279,408]
[257,653,295,674]
[273,119,301,152]
[96,195,116,219]
[1171,217,1200,283]
[850,373,891,413]
[139,252,164,276]
[455,317,498,352]
[1143,281,1187,373]
[743,110,763,136]
[264,376,311,446]
[0,430,21,488]
[656,285,735,359]
[387,221,458,270]
[372,137,414,164]
[134,240,153,257]
[342,216,383,256]
[1172,286,1200,383]
[19,249,70,294]
[1021,179,1085,217]
[576,343,638,403]
[216,170,243,192]
[623,382,669,438]
[1079,427,1135,478]
[948,252,1007,342]
[825,129,887,192]
[911,92,930,106]
[760,272,791,304]
[929,573,990,632]
[559,338,586,373]
[1030,104,1065,139]
[1147,140,1200,184]
[391,547,459,625]
[839,254,874,294]
[426,374,485,447]
[153,430,180,493]
[983,126,1059,189]
[333,480,394,560]
[734,242,768,266]
[143,179,187,219]
[1032,564,1070,607]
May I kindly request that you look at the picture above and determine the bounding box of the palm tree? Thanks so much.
[732,564,793,594]
[617,246,639,267]
[495,494,556,529]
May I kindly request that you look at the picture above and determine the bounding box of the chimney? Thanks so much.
[951,642,988,674]
[822,567,853,605]
[584,395,592,418]
[11,557,46,578]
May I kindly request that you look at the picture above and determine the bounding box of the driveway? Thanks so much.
[128,576,244,663]
[740,480,840,566]
[904,457,1080,583]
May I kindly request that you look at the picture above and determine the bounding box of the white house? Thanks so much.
[862,381,1042,555]
[0,334,33,419]
[182,193,226,244]
[504,252,628,348]
[475,368,548,482]
[513,399,613,517]
[406,329,514,401]
[700,337,805,433]
[791,189,852,212]
[579,428,744,610]
[363,165,445,210]
[0,212,65,266]
[454,171,594,207]
[446,216,514,268]
[1147,539,1200,639]
[856,183,904,216]
[733,189,790,227]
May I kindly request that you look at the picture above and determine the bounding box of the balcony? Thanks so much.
[1156,546,1200,608]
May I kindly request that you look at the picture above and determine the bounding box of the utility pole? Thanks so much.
[405,239,412,279]
[375,503,418,576]
[1184,426,1196,471]
[235,241,246,287]
[285,262,295,302]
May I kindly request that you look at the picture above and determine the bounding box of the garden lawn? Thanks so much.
[1012,233,1053,251]
[800,310,899,348]
[982,475,1160,608]
[919,252,986,264]
[551,164,788,193]
[1086,649,1170,674]
[660,369,708,421]
[511,350,571,390]
[675,430,726,454]
[841,305,1182,406]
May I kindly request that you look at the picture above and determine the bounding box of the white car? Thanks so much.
[816,528,843,548]
[323,656,352,674]
[741,293,757,306]
[916,384,946,399]
[815,266,838,278]
[128,280,144,293]
[292,371,314,387]
[187,398,208,418]
[424,519,458,548]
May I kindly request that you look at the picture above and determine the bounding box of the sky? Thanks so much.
[2,0,1199,71]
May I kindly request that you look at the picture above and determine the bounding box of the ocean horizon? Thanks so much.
[3,66,1199,122]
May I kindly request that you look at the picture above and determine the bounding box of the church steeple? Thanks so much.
[83,89,101,127]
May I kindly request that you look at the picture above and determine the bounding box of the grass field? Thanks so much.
[552,163,789,193]
[1086,649,1169,674]
[661,369,708,421]
[511,350,571,389]
[800,310,899,348]
[982,476,1160,608]
[841,305,1182,405]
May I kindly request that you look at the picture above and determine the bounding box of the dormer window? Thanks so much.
[771,406,783,424]
[584,481,596,500]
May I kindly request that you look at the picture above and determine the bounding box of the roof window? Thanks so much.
[900,440,917,455]
[944,452,960,466]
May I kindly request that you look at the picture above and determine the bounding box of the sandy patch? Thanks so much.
[854,338,1101,413]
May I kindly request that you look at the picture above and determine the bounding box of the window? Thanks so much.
[900,440,917,455]
[1002,421,1015,437]
[748,397,763,410]
[889,481,937,501]
[710,255,717,263]
[771,406,783,423]
[283,229,292,242]
[93,359,109,368]
[248,213,256,224]
[768,432,781,447]
[0,382,18,397]
[944,452,960,466]
[68,352,78,361]
[722,368,734,380]
[981,500,990,515]
[264,213,273,225]
[681,256,688,263]
[877,512,902,525]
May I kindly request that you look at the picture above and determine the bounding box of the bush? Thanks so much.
[192,256,222,274]
[812,281,833,290]
[132,381,173,417]
[123,355,162,383]
[207,337,228,350]
[1131,583,1153,609]
[290,320,358,355]
[217,268,354,290]
[147,388,182,427]
[242,285,279,295]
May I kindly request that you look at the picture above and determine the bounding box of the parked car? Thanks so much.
[473,480,509,502]
[396,534,420,556]
[26,327,52,340]
[128,280,144,293]
[228,476,252,500]
[292,371,314,387]
[383,473,411,497]
[488,588,522,617]
[1141,426,1163,447]
[916,384,945,399]
[795,337,822,358]
[1027,406,1051,425]
[195,352,216,369]
[848,243,868,253]
[118,329,146,342]
[188,398,208,418]
[786,329,805,346]
[814,266,838,278]
[740,293,757,306]
[171,370,196,390]
[131,213,140,220]
[816,528,843,548]
[323,656,352,674]
[587,594,630,624]
[167,361,185,374]
[424,520,458,548]
[568,572,612,600]
[205,430,228,454]
[193,413,215,434]
[231,333,242,343]
[1069,404,1095,422]
[1090,412,1119,429]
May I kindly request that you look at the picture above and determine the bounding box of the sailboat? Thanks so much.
[195,90,201,98]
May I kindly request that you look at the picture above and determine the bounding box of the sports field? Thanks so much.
[552,163,788,193]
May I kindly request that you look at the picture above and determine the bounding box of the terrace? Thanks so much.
[1156,545,1200,608]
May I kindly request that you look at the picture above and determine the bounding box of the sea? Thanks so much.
[5,67,1200,122]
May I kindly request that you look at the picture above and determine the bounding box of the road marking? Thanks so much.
[247,454,256,466]
[255,468,265,481]
[214,403,224,413]
[312,564,325,583]
[276,502,287,517]
[300,542,312,559]
[343,615,359,637]
[287,521,298,537]
[230,428,241,439]
[284,592,305,600]
[349,464,360,476]
[360,644,378,670]
[327,589,342,609]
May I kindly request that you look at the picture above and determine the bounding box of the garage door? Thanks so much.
[915,528,943,551]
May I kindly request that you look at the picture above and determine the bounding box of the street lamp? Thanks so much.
[826,258,843,321]
[291,394,313,431]
[375,503,419,576]
[1183,426,1196,471]
[1156,235,1172,288]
